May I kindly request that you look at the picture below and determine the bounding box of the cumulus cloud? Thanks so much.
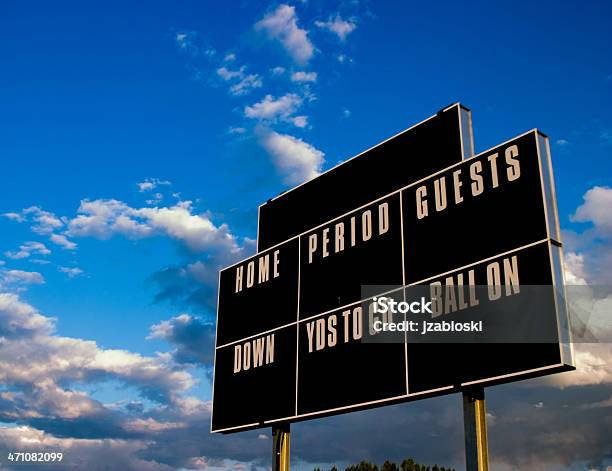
[217,65,245,81]
[564,251,588,285]
[138,178,171,192]
[2,212,25,222]
[0,295,197,416]
[230,74,263,96]
[290,71,317,83]
[0,293,273,470]
[3,208,79,252]
[50,233,77,250]
[571,186,612,236]
[292,115,309,128]
[65,199,243,256]
[59,266,84,278]
[1,269,45,287]
[244,93,303,124]
[215,65,263,96]
[0,292,55,338]
[5,241,51,259]
[228,126,246,135]
[148,314,215,366]
[315,14,357,41]
[23,206,66,235]
[258,129,324,184]
[0,426,174,471]
[255,4,314,64]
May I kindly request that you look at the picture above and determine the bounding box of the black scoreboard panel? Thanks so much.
[297,289,407,415]
[402,131,553,284]
[212,326,297,431]
[211,128,574,433]
[405,240,565,394]
[257,103,473,251]
[298,193,404,319]
[216,238,299,346]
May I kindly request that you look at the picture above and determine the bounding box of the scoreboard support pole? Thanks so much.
[272,424,290,471]
[462,387,489,471]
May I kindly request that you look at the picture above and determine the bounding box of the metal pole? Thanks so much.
[462,387,489,471]
[272,424,290,471]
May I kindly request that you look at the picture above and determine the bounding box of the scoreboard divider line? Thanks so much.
[295,236,302,415]
[215,320,298,350]
[405,238,552,287]
[399,189,409,395]
[215,237,552,351]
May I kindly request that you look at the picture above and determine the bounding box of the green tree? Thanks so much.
[380,461,398,471]
[400,459,415,471]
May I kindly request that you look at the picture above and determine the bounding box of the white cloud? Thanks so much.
[245,93,302,120]
[271,66,286,75]
[0,305,195,404]
[0,293,54,338]
[67,199,149,239]
[2,270,45,286]
[571,186,612,235]
[228,126,246,135]
[315,14,357,41]
[50,233,77,250]
[137,178,171,192]
[337,54,353,64]
[290,71,317,83]
[556,139,569,146]
[175,31,215,58]
[216,66,245,81]
[292,115,308,128]
[546,344,612,387]
[2,212,25,222]
[146,193,164,206]
[5,241,51,259]
[255,4,314,64]
[259,129,324,184]
[223,53,236,62]
[215,63,262,96]
[66,199,242,255]
[30,259,50,265]
[59,266,84,278]
[123,418,187,434]
[564,252,587,285]
[148,314,215,366]
[23,206,65,235]
[229,74,263,96]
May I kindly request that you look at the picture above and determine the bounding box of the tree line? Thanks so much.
[313,458,455,471]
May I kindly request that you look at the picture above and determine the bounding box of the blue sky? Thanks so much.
[0,1,611,470]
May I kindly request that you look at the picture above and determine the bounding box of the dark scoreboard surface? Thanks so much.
[257,103,473,251]
[212,127,574,433]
